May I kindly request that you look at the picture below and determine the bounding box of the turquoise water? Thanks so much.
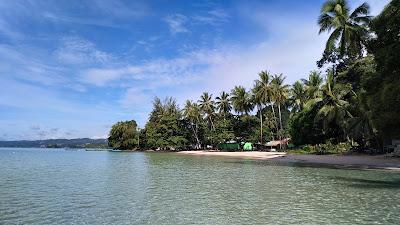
[0,148,399,225]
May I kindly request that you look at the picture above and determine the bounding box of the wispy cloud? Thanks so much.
[164,14,189,34]
[42,12,127,29]
[0,44,69,86]
[55,36,113,65]
[192,9,230,26]
[164,8,230,34]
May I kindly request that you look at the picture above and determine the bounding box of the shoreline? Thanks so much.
[177,151,400,171]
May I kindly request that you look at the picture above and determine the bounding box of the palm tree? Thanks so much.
[271,74,289,132]
[291,81,307,112]
[302,70,323,99]
[231,86,254,116]
[308,72,353,134]
[198,92,216,131]
[215,91,231,120]
[183,100,201,148]
[318,0,371,58]
[253,85,263,144]
[253,71,273,144]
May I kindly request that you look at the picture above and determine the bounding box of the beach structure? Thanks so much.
[266,138,290,151]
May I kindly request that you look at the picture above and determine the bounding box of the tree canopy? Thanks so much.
[108,120,139,150]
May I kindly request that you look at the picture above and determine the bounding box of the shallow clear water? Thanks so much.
[0,148,399,225]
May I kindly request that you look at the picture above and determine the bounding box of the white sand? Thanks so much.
[177,150,286,159]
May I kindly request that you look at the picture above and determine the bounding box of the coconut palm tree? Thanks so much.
[291,81,307,112]
[198,92,216,131]
[253,71,273,144]
[183,100,201,147]
[302,70,323,99]
[253,85,264,144]
[308,72,353,133]
[318,0,371,58]
[271,74,289,132]
[253,71,272,105]
[231,86,254,116]
[215,91,231,120]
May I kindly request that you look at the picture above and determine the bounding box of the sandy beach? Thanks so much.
[178,151,286,159]
[177,151,400,171]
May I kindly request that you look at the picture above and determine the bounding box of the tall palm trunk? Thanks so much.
[271,102,276,140]
[271,102,276,120]
[191,122,200,148]
[209,117,215,131]
[259,105,263,144]
[278,103,283,131]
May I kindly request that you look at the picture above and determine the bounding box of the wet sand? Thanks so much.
[177,151,400,171]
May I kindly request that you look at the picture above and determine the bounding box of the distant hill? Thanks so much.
[0,138,108,149]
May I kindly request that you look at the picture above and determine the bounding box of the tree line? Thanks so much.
[108,0,399,152]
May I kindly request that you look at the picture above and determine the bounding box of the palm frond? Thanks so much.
[325,28,342,52]
[353,15,372,25]
[350,2,370,18]
[318,13,334,33]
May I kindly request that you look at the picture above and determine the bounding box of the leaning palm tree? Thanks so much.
[231,86,254,116]
[271,74,289,132]
[318,0,371,58]
[215,91,232,120]
[183,100,201,148]
[198,92,216,131]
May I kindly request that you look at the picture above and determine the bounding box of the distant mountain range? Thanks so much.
[0,138,108,148]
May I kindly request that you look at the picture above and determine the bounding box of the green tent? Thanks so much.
[218,142,240,151]
[243,142,253,151]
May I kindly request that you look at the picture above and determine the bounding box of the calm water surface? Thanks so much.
[0,148,399,225]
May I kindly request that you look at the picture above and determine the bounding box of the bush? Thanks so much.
[289,141,352,155]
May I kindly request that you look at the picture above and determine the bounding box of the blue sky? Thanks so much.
[0,0,388,140]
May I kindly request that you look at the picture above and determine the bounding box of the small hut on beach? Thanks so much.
[266,138,290,151]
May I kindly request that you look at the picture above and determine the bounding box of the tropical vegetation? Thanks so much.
[109,0,399,153]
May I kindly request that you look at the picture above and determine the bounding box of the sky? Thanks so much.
[0,0,389,140]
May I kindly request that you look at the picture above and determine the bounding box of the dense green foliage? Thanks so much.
[144,97,190,150]
[365,0,400,142]
[108,0,399,153]
[108,120,139,150]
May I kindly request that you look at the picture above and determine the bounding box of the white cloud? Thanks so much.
[55,36,112,65]
[0,44,69,86]
[192,8,230,26]
[81,66,143,86]
[164,14,189,34]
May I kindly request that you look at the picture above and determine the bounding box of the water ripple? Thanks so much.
[0,148,399,224]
